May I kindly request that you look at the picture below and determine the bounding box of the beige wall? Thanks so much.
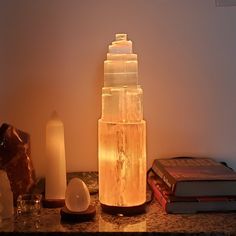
[1,0,236,177]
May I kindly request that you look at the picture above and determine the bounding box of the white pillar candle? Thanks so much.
[45,111,67,200]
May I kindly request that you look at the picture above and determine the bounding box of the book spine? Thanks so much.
[147,174,169,212]
[152,160,177,193]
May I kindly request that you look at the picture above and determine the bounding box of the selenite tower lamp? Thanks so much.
[98,34,146,215]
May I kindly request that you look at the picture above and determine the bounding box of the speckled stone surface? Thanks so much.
[1,172,236,235]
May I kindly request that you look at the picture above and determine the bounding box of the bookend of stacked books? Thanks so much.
[147,157,236,214]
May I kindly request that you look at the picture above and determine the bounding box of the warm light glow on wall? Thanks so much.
[98,34,146,214]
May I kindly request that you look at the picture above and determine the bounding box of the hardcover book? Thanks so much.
[147,170,236,214]
[151,157,236,197]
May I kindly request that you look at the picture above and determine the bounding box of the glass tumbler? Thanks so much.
[17,194,42,216]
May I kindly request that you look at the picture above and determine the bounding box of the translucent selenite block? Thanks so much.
[102,86,143,122]
[107,53,137,61]
[98,120,146,207]
[104,60,137,74]
[109,35,132,54]
[115,34,127,41]
[104,60,138,87]
[104,73,138,87]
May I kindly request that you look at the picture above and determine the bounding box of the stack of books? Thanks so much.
[147,157,236,213]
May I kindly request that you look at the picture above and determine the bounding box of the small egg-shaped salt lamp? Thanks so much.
[60,178,96,222]
[65,178,90,212]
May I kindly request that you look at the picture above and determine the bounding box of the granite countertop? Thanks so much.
[1,172,236,235]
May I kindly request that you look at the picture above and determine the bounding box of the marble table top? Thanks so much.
[1,172,236,235]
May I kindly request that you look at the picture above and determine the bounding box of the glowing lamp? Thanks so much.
[44,111,67,207]
[98,34,146,215]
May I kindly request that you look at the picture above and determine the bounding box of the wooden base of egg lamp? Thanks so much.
[60,205,96,222]
[42,199,65,208]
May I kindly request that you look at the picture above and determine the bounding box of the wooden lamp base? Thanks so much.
[42,199,65,208]
[60,205,96,222]
[101,202,146,216]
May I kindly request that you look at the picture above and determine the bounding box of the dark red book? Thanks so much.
[147,170,236,214]
[151,157,236,197]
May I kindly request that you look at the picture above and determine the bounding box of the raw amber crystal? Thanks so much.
[0,123,36,205]
[98,34,146,210]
